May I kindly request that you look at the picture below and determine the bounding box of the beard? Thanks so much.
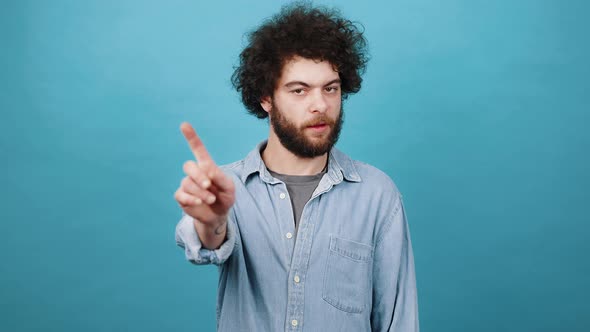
[270,101,344,158]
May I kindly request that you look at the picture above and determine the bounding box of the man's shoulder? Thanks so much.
[217,143,263,183]
[342,156,405,224]
[349,158,402,196]
[219,159,248,179]
[220,159,246,172]
[218,156,257,186]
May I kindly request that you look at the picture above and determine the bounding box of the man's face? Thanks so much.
[261,56,343,158]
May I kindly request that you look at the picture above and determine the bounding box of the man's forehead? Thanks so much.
[278,56,340,85]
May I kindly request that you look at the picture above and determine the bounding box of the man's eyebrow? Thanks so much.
[284,81,310,88]
[283,79,341,88]
[323,79,341,86]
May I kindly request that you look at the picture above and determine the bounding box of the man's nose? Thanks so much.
[309,89,328,113]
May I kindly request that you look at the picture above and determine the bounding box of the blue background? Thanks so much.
[1,0,589,331]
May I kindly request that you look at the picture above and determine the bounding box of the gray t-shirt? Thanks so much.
[268,168,326,232]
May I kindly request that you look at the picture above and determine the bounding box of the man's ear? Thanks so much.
[260,96,272,114]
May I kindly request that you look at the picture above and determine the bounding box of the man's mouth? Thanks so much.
[306,122,329,132]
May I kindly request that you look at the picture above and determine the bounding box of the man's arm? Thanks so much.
[174,122,236,249]
[174,122,237,264]
[175,211,236,265]
[371,196,420,331]
[193,214,228,249]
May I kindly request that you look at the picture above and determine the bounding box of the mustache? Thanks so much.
[302,115,335,127]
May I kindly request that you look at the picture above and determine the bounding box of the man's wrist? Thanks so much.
[194,216,228,235]
[213,218,228,235]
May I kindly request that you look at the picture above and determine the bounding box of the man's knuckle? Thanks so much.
[198,160,209,170]
[181,177,191,187]
[182,160,195,173]
[180,195,190,205]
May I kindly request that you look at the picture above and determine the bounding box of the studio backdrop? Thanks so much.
[1,0,588,331]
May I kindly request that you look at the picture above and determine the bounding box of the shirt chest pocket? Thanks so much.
[322,235,373,314]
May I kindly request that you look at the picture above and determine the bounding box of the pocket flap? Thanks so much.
[329,235,373,262]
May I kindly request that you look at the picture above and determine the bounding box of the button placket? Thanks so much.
[285,204,316,332]
[276,184,296,277]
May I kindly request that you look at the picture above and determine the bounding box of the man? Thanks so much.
[174,3,419,331]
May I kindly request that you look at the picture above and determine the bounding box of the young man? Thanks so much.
[174,3,419,331]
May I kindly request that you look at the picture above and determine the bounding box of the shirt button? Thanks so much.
[294,275,300,283]
[286,232,293,239]
[279,192,286,199]
[291,319,298,327]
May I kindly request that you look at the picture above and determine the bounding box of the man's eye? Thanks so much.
[325,86,339,93]
[292,89,305,95]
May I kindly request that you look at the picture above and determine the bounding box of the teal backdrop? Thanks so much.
[1,0,588,331]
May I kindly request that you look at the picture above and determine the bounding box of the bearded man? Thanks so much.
[174,3,419,331]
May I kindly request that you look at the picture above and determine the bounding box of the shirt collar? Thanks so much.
[240,140,362,184]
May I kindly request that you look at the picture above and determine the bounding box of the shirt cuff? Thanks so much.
[175,212,236,265]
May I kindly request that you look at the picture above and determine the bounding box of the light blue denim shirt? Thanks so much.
[175,142,419,331]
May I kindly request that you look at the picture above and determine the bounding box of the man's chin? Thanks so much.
[303,136,330,146]
[302,141,333,156]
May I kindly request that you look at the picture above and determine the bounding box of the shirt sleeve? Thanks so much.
[371,196,420,331]
[174,211,236,265]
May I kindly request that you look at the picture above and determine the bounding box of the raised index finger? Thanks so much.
[180,122,213,163]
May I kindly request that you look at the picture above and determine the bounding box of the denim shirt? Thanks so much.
[175,142,419,332]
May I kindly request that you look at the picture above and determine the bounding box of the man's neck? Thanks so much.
[262,134,328,176]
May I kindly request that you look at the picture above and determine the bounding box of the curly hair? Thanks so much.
[231,2,369,119]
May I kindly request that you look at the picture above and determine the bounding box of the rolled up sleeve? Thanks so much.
[175,212,236,265]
